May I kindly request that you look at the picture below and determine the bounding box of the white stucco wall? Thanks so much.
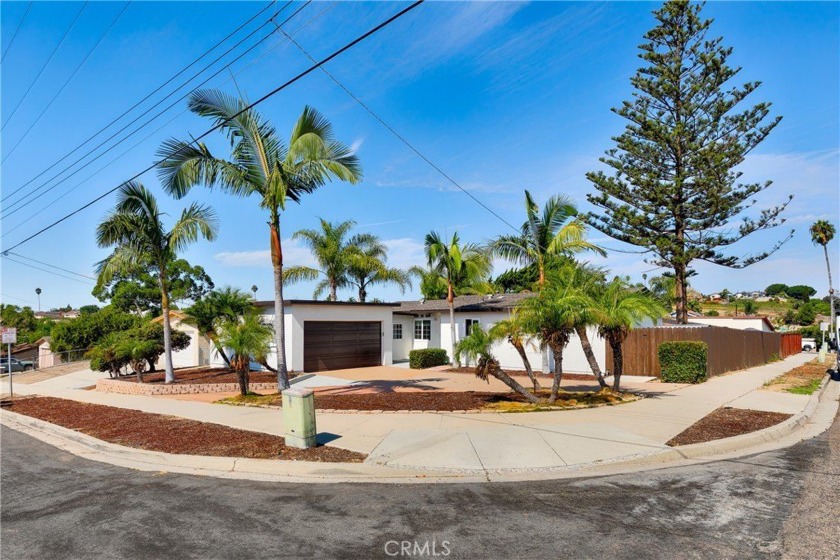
[256,303,394,372]
[688,317,773,332]
[392,315,415,361]
[156,319,203,369]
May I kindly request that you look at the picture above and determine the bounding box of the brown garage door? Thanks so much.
[303,321,382,372]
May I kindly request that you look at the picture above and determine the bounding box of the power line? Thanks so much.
[0,293,37,306]
[4,252,97,280]
[0,1,303,220]
[1,2,89,131]
[277,24,520,234]
[2,1,132,163]
[2,0,425,255]
[1,0,33,64]
[3,1,340,238]
[2,255,95,285]
[0,0,277,206]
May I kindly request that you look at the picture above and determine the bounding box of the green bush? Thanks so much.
[409,348,449,369]
[658,341,708,383]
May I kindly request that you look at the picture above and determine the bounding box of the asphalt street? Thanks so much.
[2,409,838,560]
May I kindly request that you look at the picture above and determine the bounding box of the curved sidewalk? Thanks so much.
[3,353,837,482]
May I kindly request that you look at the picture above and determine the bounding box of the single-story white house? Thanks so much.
[152,310,213,369]
[232,295,611,375]
[688,315,775,332]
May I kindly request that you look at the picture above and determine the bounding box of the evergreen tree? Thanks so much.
[586,0,792,323]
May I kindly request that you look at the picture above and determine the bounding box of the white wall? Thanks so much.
[689,317,773,332]
[548,326,607,375]
[257,303,394,372]
[155,319,203,369]
[392,315,415,361]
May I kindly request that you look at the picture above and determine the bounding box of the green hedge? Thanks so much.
[409,348,449,369]
[658,341,708,383]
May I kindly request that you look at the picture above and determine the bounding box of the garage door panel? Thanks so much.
[303,321,382,372]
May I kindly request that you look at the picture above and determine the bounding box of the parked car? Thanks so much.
[801,338,817,352]
[0,357,35,373]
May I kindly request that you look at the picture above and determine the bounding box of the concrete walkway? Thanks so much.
[5,353,818,474]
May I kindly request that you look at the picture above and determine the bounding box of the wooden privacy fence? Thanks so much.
[607,326,802,378]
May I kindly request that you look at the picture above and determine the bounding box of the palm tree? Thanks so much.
[455,324,540,403]
[811,220,836,342]
[563,263,611,388]
[96,181,218,383]
[186,287,254,367]
[347,243,411,303]
[517,264,595,402]
[595,277,666,391]
[493,190,605,287]
[216,310,274,396]
[156,89,361,389]
[424,231,492,364]
[284,219,381,301]
[488,314,540,392]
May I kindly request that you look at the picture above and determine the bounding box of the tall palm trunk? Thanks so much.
[447,282,457,366]
[547,335,568,403]
[159,275,175,384]
[271,220,290,390]
[330,282,338,301]
[823,244,836,344]
[511,338,540,391]
[358,283,367,303]
[575,325,607,388]
[490,361,540,403]
[610,334,624,391]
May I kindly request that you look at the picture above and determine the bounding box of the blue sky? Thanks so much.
[1,1,838,311]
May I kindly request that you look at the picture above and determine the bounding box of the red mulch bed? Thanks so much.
[116,367,279,385]
[667,407,792,447]
[235,389,626,411]
[7,396,364,462]
[445,367,599,382]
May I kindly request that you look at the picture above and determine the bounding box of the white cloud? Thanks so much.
[213,238,317,268]
[349,137,365,155]
[382,237,426,271]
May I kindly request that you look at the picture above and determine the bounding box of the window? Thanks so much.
[414,319,431,340]
[393,324,403,340]
[465,319,480,336]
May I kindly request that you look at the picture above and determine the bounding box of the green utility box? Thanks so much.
[282,387,317,448]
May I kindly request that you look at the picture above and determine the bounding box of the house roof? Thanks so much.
[395,293,535,314]
[253,299,397,308]
[150,310,188,324]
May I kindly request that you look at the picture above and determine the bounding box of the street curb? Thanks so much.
[2,376,837,484]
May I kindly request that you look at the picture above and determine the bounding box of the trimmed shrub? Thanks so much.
[659,341,708,383]
[409,348,449,369]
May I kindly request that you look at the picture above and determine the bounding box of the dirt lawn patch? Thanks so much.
[763,359,827,395]
[667,407,792,446]
[5,396,364,462]
[445,368,602,383]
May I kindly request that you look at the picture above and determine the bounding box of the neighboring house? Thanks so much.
[688,315,776,332]
[707,293,721,302]
[151,310,210,369]
[34,309,80,320]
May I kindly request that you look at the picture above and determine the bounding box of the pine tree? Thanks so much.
[586,0,792,323]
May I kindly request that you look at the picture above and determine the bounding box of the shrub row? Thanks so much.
[409,348,449,369]
[658,341,708,383]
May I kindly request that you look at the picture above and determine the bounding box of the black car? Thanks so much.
[0,357,35,373]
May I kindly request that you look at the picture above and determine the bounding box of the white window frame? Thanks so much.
[465,318,481,336]
[414,319,431,340]
[393,323,403,340]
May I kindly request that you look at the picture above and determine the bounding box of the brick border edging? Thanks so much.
[96,378,277,396]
